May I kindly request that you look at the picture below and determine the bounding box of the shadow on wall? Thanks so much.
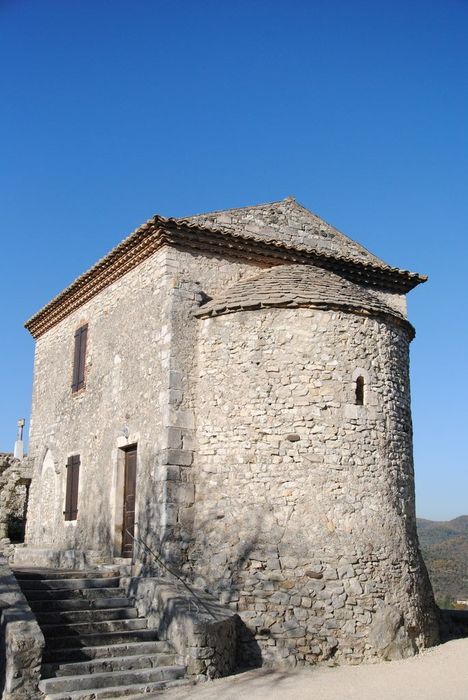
[133,497,263,670]
[79,508,113,562]
[190,514,264,669]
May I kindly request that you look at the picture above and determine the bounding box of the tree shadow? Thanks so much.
[130,496,264,671]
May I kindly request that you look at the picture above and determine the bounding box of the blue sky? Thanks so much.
[1,0,466,520]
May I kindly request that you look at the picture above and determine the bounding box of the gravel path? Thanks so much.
[165,639,468,700]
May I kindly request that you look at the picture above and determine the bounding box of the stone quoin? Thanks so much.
[18,197,438,668]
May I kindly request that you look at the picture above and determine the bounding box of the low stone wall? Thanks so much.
[0,555,44,700]
[124,575,239,679]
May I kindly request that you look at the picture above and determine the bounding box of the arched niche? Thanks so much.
[39,449,59,536]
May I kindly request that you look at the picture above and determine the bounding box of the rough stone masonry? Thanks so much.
[17,197,439,669]
[0,453,31,559]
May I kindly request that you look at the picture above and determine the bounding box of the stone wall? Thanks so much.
[136,246,263,566]
[24,248,170,560]
[0,555,44,700]
[124,575,238,679]
[0,454,32,560]
[185,305,437,666]
[23,246,259,565]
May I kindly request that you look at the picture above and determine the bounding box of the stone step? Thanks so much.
[41,617,147,637]
[122,684,195,700]
[30,596,132,612]
[36,607,138,624]
[44,677,192,700]
[13,568,119,581]
[44,628,159,650]
[18,576,121,591]
[16,566,188,697]
[42,640,174,665]
[40,664,186,694]
[110,559,133,576]
[41,652,179,679]
[23,586,127,601]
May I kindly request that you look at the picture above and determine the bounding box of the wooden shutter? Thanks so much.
[64,455,80,520]
[72,325,88,392]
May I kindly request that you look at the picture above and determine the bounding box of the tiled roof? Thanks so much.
[174,213,423,284]
[25,208,426,339]
[186,197,387,266]
[194,264,413,336]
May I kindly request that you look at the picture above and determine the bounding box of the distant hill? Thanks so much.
[417,516,468,605]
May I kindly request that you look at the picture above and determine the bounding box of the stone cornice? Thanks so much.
[25,215,427,339]
[196,299,416,341]
[193,263,416,340]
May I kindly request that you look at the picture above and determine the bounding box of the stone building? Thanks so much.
[18,197,438,666]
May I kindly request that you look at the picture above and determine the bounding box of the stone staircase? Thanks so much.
[13,567,190,699]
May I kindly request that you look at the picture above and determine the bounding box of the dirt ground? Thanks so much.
[165,639,468,700]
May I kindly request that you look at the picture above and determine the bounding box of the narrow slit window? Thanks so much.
[355,375,365,406]
[72,324,88,392]
[64,455,80,521]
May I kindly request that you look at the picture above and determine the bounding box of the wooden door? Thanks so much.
[122,447,137,557]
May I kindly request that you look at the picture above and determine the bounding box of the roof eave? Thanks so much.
[25,215,427,339]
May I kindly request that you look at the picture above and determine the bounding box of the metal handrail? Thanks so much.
[124,525,217,620]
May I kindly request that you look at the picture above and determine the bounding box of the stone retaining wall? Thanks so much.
[124,574,239,679]
[0,555,44,700]
[0,454,32,562]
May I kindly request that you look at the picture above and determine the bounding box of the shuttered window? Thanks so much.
[72,324,88,392]
[64,455,80,521]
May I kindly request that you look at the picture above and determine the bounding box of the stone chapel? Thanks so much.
[18,197,438,667]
